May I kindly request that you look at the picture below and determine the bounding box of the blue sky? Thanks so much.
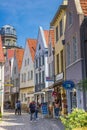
[0,0,62,47]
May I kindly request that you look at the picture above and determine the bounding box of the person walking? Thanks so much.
[54,99,60,119]
[29,101,36,121]
[15,100,18,115]
[17,100,21,115]
[34,102,40,120]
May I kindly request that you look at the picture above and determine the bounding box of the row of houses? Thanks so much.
[2,0,87,116]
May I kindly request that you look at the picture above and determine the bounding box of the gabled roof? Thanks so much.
[0,35,4,62]
[27,39,37,61]
[15,49,24,71]
[49,29,55,47]
[7,49,15,59]
[80,0,87,16]
[44,30,49,47]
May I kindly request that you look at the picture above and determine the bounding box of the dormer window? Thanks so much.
[39,44,41,50]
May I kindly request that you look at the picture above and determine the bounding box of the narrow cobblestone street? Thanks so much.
[0,110,65,130]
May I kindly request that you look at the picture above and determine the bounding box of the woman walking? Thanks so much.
[54,99,60,119]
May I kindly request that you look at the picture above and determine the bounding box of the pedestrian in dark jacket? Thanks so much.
[29,101,36,121]
[17,100,21,115]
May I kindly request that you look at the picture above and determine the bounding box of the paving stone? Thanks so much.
[0,110,65,130]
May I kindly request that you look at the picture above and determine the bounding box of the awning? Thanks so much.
[34,91,45,95]
[42,88,54,92]
[26,93,34,98]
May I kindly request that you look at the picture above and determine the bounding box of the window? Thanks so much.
[6,27,10,33]
[67,43,71,65]
[36,73,38,84]
[16,79,18,86]
[69,12,73,26]
[56,54,59,74]
[24,93,26,102]
[73,36,78,61]
[13,29,16,35]
[45,50,48,56]
[60,20,63,37]
[49,44,51,56]
[31,71,33,80]
[24,73,26,82]
[21,93,23,102]
[36,59,38,68]
[39,44,41,50]
[6,39,10,46]
[25,60,26,66]
[60,50,63,72]
[49,63,53,77]
[39,72,41,83]
[39,57,41,66]
[14,67,16,74]
[28,72,29,81]
[28,58,29,65]
[56,26,58,42]
[42,55,44,65]
[22,74,23,82]
[42,71,44,83]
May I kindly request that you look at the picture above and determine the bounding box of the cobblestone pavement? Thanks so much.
[0,110,65,130]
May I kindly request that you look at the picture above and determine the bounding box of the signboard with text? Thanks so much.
[46,77,54,82]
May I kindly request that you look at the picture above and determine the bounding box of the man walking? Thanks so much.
[29,101,36,121]
[17,100,21,115]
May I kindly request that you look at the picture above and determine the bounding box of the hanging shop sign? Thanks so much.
[52,91,57,97]
[62,80,75,90]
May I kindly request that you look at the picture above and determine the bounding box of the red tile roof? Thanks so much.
[49,29,55,47]
[80,0,87,16]
[7,49,15,59]
[0,35,4,62]
[15,49,24,71]
[27,39,37,61]
[44,30,49,47]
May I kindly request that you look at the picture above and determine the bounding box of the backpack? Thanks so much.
[17,102,21,109]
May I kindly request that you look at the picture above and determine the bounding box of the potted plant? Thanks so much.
[60,108,87,130]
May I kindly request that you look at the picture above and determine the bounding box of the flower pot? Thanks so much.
[73,127,87,130]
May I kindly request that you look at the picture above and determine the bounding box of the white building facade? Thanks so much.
[20,39,37,110]
[34,26,50,104]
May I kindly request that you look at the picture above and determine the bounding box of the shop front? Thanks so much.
[62,80,77,113]
[53,73,67,116]
[42,88,54,117]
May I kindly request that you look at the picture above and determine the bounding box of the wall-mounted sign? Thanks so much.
[62,80,75,90]
[56,72,63,81]
[46,77,54,81]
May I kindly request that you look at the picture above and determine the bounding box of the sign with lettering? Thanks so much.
[56,72,63,81]
[46,77,54,81]
[62,80,75,90]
